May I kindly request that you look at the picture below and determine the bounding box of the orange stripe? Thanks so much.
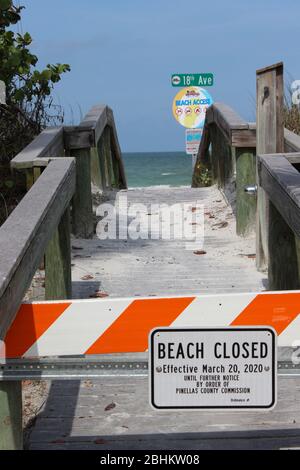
[85,297,195,354]
[4,302,71,358]
[231,293,300,334]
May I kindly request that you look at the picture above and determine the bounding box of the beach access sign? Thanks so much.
[186,129,202,155]
[171,73,214,87]
[172,87,213,129]
[150,327,276,410]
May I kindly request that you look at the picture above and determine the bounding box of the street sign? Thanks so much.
[172,73,214,87]
[172,87,213,129]
[150,327,276,410]
[186,129,202,155]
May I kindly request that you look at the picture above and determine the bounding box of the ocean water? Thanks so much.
[122,152,193,188]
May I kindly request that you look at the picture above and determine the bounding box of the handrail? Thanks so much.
[10,104,127,189]
[258,151,300,290]
[205,104,300,152]
[206,103,256,147]
[10,127,64,169]
[0,157,76,338]
[258,153,300,237]
[64,105,109,149]
[9,103,127,238]
[284,128,300,153]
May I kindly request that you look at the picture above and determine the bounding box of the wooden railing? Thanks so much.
[11,105,127,238]
[192,103,300,232]
[192,62,300,292]
[0,104,127,449]
[258,152,300,290]
[192,102,256,236]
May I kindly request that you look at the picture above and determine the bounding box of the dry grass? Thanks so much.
[283,83,300,135]
[284,104,300,135]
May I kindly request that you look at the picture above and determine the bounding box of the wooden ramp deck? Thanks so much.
[71,185,266,299]
[25,185,297,451]
[28,376,300,450]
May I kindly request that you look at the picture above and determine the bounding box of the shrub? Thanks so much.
[0,0,70,224]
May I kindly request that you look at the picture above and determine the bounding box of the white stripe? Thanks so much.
[171,293,257,327]
[23,299,131,357]
[278,314,300,346]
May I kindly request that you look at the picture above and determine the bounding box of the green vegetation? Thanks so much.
[0,0,70,224]
[284,104,300,135]
[284,81,300,135]
[192,159,212,187]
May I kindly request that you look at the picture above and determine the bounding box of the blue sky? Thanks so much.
[19,0,300,152]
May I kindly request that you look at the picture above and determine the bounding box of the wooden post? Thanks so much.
[236,147,257,236]
[104,127,114,187]
[45,207,72,300]
[0,382,23,450]
[69,147,94,238]
[210,124,221,186]
[256,62,284,271]
[25,169,34,191]
[90,146,103,190]
[97,126,112,189]
[212,126,235,195]
[0,164,43,451]
[268,201,300,290]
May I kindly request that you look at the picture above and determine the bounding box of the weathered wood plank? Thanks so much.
[212,102,248,143]
[284,152,300,165]
[103,126,114,187]
[72,185,265,299]
[230,123,300,153]
[45,207,72,300]
[97,131,110,190]
[69,148,94,238]
[236,148,257,236]
[231,128,256,147]
[90,147,103,189]
[210,123,221,184]
[28,375,300,450]
[64,127,93,150]
[192,123,211,187]
[10,127,64,170]
[256,61,284,75]
[258,153,300,238]
[284,128,300,152]
[0,382,22,450]
[0,158,76,338]
[80,105,108,145]
[256,62,284,271]
[268,201,300,290]
[107,107,127,188]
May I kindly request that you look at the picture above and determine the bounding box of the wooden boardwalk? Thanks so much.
[25,185,295,451]
[28,376,300,450]
[71,185,266,299]
[3,79,300,450]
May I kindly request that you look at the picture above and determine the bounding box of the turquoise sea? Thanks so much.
[122,152,193,188]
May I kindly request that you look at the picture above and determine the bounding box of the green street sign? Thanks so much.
[171,73,214,87]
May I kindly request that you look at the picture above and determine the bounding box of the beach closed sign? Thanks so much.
[150,327,276,410]
[172,87,213,129]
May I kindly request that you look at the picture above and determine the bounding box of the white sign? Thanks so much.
[186,129,202,155]
[150,327,276,410]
